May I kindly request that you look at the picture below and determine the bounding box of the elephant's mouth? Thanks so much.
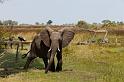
[48,48,52,52]
[48,47,60,53]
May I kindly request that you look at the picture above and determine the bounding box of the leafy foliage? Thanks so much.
[0,20,3,25]
[0,32,124,82]
[76,20,89,29]
[2,20,18,26]
[101,20,116,28]
[35,22,40,25]
[47,20,53,25]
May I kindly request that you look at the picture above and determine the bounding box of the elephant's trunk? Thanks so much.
[45,46,58,73]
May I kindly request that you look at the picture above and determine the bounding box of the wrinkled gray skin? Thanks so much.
[23,27,75,73]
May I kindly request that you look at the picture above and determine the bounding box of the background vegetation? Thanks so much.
[0,20,124,82]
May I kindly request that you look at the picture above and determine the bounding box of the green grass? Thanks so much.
[0,33,124,82]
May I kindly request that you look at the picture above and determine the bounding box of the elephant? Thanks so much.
[23,26,75,73]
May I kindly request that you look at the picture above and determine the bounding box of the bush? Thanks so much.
[0,28,11,40]
[76,20,89,29]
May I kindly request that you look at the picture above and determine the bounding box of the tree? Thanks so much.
[3,20,18,26]
[102,20,111,24]
[3,20,12,25]
[101,20,116,27]
[12,21,18,25]
[90,23,98,29]
[117,21,124,25]
[0,20,3,25]
[76,20,89,29]
[3,20,8,25]
[47,20,53,25]
[41,23,45,26]
[35,22,40,25]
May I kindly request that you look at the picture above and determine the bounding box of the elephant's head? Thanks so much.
[39,26,75,73]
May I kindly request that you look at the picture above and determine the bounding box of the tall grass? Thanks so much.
[0,28,124,82]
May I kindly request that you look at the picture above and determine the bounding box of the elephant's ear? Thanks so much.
[39,27,53,47]
[60,28,75,48]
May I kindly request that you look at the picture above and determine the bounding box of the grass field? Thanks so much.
[0,30,124,82]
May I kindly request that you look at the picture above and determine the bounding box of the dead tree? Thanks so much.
[18,36,26,50]
[88,29,108,44]
[15,43,19,62]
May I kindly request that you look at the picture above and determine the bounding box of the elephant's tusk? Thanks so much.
[58,48,60,52]
[48,48,52,52]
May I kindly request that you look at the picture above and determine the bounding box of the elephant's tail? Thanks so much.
[22,50,30,59]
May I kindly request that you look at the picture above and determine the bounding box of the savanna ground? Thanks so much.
[0,27,124,82]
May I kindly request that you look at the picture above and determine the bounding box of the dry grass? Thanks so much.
[0,27,124,82]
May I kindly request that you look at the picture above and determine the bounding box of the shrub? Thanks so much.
[76,20,89,29]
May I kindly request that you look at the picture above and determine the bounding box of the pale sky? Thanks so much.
[0,0,124,24]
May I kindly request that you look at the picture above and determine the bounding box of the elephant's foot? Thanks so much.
[23,57,35,70]
[48,58,55,72]
[45,66,55,73]
[23,62,29,70]
[49,65,55,72]
[56,66,62,72]
[23,65,29,71]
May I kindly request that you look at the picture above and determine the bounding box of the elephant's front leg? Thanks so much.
[47,52,55,72]
[49,58,55,72]
[43,58,48,69]
[56,51,62,72]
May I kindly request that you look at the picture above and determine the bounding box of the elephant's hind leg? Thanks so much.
[23,57,35,70]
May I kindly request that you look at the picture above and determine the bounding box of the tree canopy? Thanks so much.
[47,20,53,25]
[76,20,89,29]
